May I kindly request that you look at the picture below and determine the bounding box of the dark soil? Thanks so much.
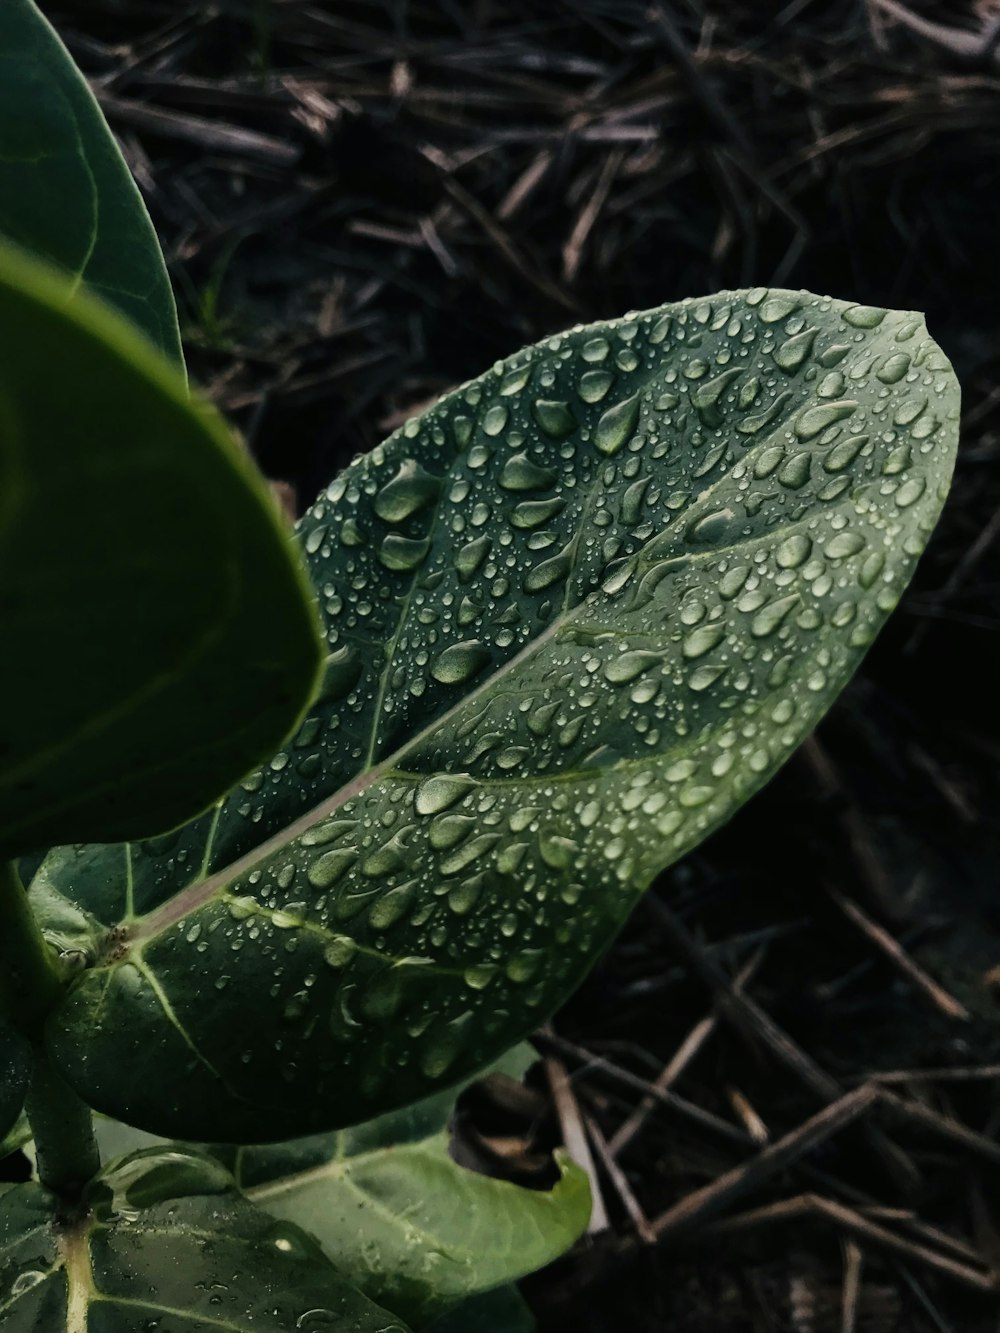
[32,1,1000,1327]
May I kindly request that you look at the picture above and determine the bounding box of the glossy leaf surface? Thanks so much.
[236,1050,589,1325]
[40,290,959,1140]
[0,1028,30,1143]
[0,244,322,854]
[0,1151,410,1331]
[0,0,181,361]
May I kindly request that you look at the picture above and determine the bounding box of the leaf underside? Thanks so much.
[0,0,181,362]
[0,245,322,854]
[38,289,960,1141]
[0,1156,410,1333]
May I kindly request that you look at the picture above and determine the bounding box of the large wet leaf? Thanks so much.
[233,1049,589,1326]
[0,243,322,854]
[0,0,181,361]
[0,1029,30,1143]
[0,1150,410,1332]
[39,290,959,1140]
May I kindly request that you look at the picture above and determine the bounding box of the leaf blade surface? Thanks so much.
[0,0,181,360]
[0,244,323,853]
[40,290,959,1138]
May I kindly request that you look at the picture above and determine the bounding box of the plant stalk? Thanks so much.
[0,859,100,1195]
[26,1056,101,1196]
[0,859,63,1037]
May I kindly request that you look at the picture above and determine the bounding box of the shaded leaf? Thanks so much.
[424,1285,536,1333]
[0,1149,410,1331]
[41,291,959,1139]
[0,0,181,361]
[0,1028,30,1143]
[0,243,323,854]
[234,1047,588,1325]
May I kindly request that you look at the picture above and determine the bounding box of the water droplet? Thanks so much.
[682,624,725,659]
[877,353,910,384]
[455,535,491,581]
[415,775,475,815]
[823,434,868,473]
[523,548,572,593]
[795,400,857,441]
[775,533,812,569]
[578,369,615,403]
[307,849,357,889]
[751,594,799,638]
[895,477,926,508]
[369,882,416,930]
[688,663,726,691]
[429,814,476,851]
[539,831,579,870]
[620,477,650,526]
[499,453,559,491]
[737,390,792,435]
[773,328,817,372]
[533,399,576,439]
[594,393,640,456]
[373,460,441,522]
[778,452,811,489]
[511,498,565,529]
[759,294,799,323]
[826,532,865,559]
[431,640,491,684]
[691,368,741,409]
[379,534,430,571]
[605,650,661,683]
[483,404,509,436]
[319,647,362,702]
[688,508,737,544]
[842,304,887,328]
[322,936,357,969]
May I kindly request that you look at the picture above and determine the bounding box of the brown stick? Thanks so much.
[651,1085,879,1240]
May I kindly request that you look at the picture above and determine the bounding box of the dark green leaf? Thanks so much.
[233,1047,589,1325]
[0,1150,411,1331]
[424,1286,536,1333]
[41,291,959,1139]
[0,1028,30,1143]
[0,243,323,854]
[0,0,181,361]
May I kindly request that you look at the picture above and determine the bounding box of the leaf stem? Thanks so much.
[0,859,63,1036]
[0,860,100,1195]
[26,1055,101,1197]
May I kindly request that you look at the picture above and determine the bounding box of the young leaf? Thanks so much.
[0,0,181,361]
[0,243,323,855]
[86,1047,585,1326]
[0,1028,30,1143]
[0,1151,411,1332]
[39,290,959,1141]
[234,1051,590,1326]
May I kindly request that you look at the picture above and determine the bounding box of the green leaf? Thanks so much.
[233,1048,589,1326]
[0,1150,411,1332]
[424,1286,536,1333]
[0,1028,30,1143]
[40,290,959,1140]
[0,243,323,854]
[0,0,181,361]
